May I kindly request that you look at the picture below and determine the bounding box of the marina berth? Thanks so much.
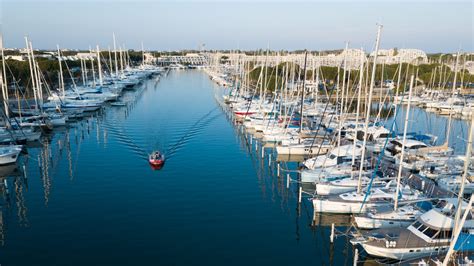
[357,199,474,260]
[1,17,473,264]
[383,138,428,163]
[312,185,425,214]
[301,162,371,184]
[0,145,23,165]
[275,138,332,156]
[315,175,390,196]
[353,198,454,230]
[302,144,363,170]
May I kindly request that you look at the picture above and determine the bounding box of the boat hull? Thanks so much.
[360,242,449,260]
[316,184,358,196]
[276,145,330,156]
[0,147,22,165]
[354,216,413,230]
[312,198,391,214]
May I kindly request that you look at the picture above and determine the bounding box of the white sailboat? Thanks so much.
[358,89,474,261]
[0,145,22,165]
[358,198,473,260]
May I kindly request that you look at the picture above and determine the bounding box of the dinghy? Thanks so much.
[149,151,165,169]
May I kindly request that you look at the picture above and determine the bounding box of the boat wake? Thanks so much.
[102,105,222,163]
[102,121,149,161]
[164,106,222,159]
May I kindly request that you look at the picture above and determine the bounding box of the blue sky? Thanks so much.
[2,0,473,52]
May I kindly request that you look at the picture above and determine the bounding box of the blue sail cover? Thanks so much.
[454,233,474,251]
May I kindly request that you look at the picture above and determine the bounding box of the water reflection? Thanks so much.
[216,83,472,265]
[0,81,148,247]
[0,71,470,265]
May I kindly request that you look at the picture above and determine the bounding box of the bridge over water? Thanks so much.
[153,54,208,66]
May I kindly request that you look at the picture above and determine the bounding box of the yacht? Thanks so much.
[312,184,424,214]
[358,200,473,260]
[354,198,455,230]
[0,145,23,165]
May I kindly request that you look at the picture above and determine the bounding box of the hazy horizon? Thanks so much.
[2,0,473,53]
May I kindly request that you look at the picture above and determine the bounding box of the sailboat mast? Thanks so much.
[335,65,340,119]
[311,53,315,100]
[315,53,320,104]
[141,41,145,67]
[90,48,96,88]
[445,51,460,145]
[83,57,88,85]
[453,107,474,237]
[351,50,365,175]
[108,46,113,76]
[394,75,414,210]
[113,33,119,77]
[451,52,460,94]
[337,42,349,147]
[57,45,65,98]
[0,33,9,119]
[24,37,38,112]
[30,42,43,109]
[443,195,474,266]
[357,24,382,193]
[80,58,86,86]
[442,110,474,265]
[126,48,130,69]
[262,49,268,102]
[341,42,349,115]
[96,45,103,86]
[119,46,124,75]
[394,57,402,110]
[300,51,308,133]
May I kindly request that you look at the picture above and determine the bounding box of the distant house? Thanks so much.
[6,55,27,61]
[35,54,54,60]
[465,61,474,74]
[76,52,97,60]
[370,48,428,64]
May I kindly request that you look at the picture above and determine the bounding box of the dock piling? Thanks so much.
[298,186,302,203]
[353,248,358,266]
[330,223,335,243]
[23,164,27,179]
[3,179,8,195]
[286,174,290,188]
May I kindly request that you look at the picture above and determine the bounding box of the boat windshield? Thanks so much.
[416,201,433,211]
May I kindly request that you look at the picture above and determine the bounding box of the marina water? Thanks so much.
[0,70,469,265]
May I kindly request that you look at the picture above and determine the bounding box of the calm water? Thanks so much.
[0,70,470,265]
[0,70,349,265]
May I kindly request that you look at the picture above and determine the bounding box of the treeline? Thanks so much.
[3,59,82,97]
[246,62,474,92]
[0,51,145,95]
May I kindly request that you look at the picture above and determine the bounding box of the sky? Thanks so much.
[1,0,473,53]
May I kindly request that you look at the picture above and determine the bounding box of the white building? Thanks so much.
[208,48,429,70]
[6,55,27,61]
[370,48,428,64]
[144,53,155,64]
[76,52,97,60]
[464,61,474,74]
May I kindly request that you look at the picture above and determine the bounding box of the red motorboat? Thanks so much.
[149,151,165,169]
